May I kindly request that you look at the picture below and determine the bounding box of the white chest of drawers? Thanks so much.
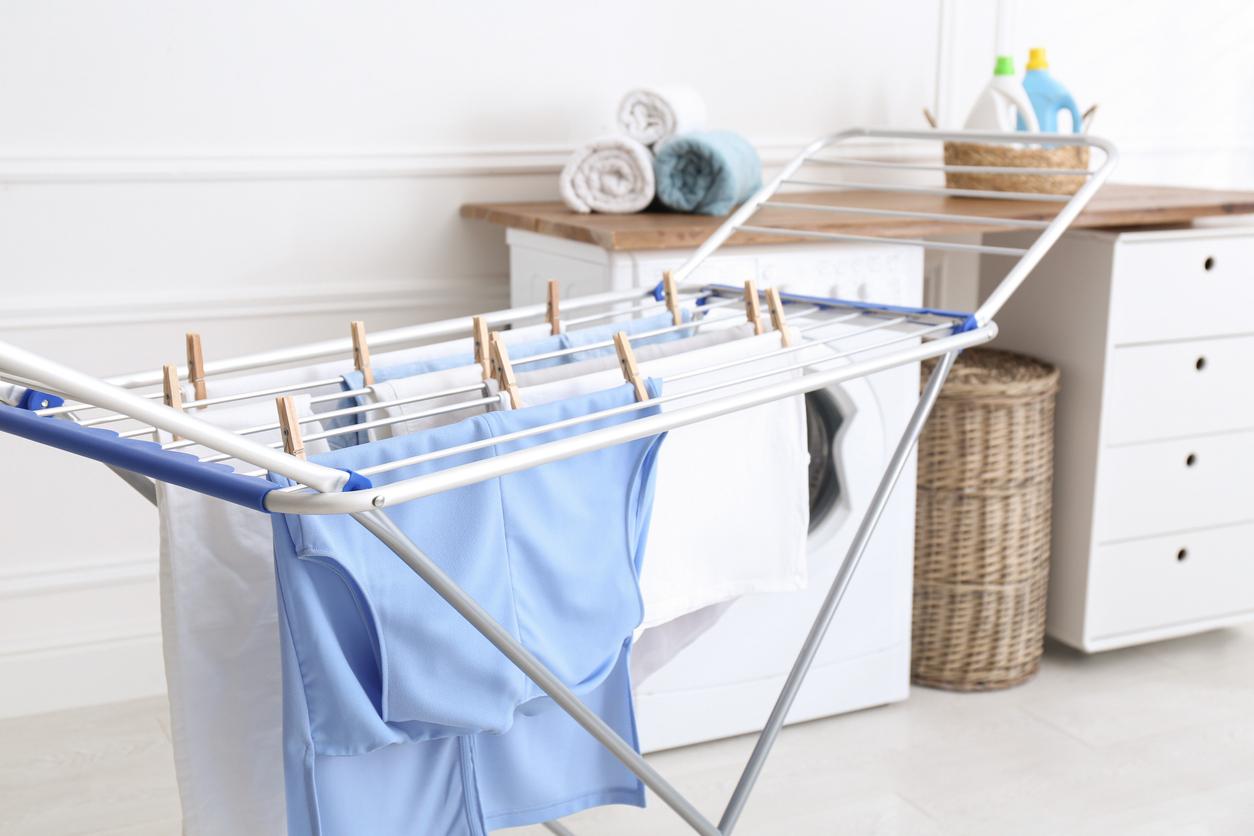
[980,226,1254,651]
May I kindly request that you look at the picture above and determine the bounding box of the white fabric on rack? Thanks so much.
[362,366,500,442]
[617,85,708,147]
[518,326,813,681]
[155,396,328,836]
[559,136,656,215]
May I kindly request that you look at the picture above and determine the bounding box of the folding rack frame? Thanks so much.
[0,128,1116,834]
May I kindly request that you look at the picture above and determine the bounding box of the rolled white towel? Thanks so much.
[559,135,655,214]
[617,84,707,147]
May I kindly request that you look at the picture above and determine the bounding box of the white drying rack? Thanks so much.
[0,127,1116,834]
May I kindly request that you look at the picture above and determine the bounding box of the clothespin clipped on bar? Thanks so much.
[162,363,183,440]
[765,287,793,348]
[546,280,562,336]
[661,271,682,326]
[613,332,649,403]
[185,332,207,401]
[743,280,764,335]
[275,395,306,460]
[472,315,493,381]
[490,332,522,409]
[350,320,374,387]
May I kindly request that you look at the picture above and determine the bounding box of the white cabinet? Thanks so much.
[980,227,1254,651]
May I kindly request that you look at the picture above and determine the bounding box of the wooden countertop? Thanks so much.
[461,183,1254,251]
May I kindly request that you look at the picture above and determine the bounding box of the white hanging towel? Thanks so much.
[155,396,329,836]
[559,135,656,214]
[617,85,708,147]
[517,326,813,680]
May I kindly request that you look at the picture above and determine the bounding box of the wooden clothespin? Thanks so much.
[472,315,493,381]
[613,332,649,403]
[185,332,207,401]
[743,280,764,335]
[275,395,306,460]
[350,320,374,386]
[765,287,793,347]
[162,363,183,440]
[490,332,522,409]
[546,280,562,336]
[661,270,682,326]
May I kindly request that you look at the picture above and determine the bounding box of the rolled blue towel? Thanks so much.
[653,130,762,216]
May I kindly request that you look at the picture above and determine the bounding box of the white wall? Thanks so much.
[3,0,1253,718]
[0,0,942,717]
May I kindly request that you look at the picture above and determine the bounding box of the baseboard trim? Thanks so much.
[0,631,166,719]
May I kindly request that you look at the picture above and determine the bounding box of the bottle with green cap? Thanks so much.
[965,55,1040,132]
[1017,47,1082,133]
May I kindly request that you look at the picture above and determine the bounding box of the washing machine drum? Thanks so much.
[805,388,844,534]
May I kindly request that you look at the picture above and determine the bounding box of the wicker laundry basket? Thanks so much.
[944,141,1089,196]
[912,348,1060,691]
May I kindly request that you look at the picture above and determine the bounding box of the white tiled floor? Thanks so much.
[3,626,1254,835]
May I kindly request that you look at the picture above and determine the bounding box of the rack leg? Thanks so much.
[717,349,958,834]
[542,821,578,836]
[350,508,721,836]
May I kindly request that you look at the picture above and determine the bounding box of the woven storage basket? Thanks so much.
[912,348,1060,691]
[944,141,1089,195]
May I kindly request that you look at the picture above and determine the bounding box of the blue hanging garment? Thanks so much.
[270,381,665,835]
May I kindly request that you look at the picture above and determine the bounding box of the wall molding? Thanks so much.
[0,275,507,330]
[0,137,934,184]
[0,556,154,601]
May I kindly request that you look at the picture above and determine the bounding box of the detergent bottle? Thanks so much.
[1018,47,1083,132]
[964,55,1039,132]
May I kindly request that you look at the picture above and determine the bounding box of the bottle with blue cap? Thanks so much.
[964,55,1039,133]
[1018,47,1083,133]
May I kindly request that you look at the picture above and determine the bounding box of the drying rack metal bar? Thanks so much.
[262,323,995,516]
[99,283,665,391]
[737,224,1030,255]
[781,177,1074,203]
[802,156,1096,176]
[760,199,1052,229]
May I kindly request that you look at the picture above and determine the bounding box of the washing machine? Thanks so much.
[505,231,923,751]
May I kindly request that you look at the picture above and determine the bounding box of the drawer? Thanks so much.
[1110,233,1254,344]
[1105,334,1254,444]
[1095,430,1254,542]
[1088,523,1254,640]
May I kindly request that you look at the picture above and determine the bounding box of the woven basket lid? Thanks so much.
[924,348,1059,399]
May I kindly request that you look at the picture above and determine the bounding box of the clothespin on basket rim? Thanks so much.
[275,395,306,461]
[350,320,374,387]
[765,287,793,347]
[662,271,682,326]
[546,280,562,336]
[185,332,207,401]
[490,332,522,409]
[743,280,764,335]
[613,331,650,403]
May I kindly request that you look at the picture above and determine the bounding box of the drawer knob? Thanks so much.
[1195,356,1207,371]
[1177,548,1189,562]
[1186,453,1198,467]
[1204,256,1216,272]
